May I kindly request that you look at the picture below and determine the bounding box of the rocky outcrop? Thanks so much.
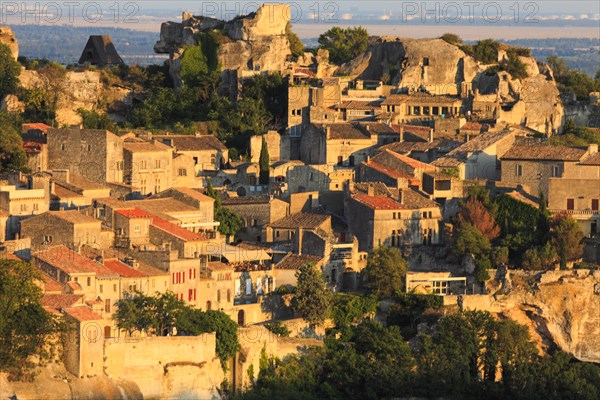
[338,36,563,134]
[0,26,18,60]
[154,4,292,89]
[451,269,600,362]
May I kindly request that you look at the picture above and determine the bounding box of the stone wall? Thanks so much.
[104,334,223,399]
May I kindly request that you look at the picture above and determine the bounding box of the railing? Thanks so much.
[549,209,600,216]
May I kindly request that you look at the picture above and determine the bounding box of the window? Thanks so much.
[178,168,187,176]
[217,290,221,302]
[140,160,147,169]
[61,143,66,151]
[423,57,430,66]
[87,277,91,286]
[20,204,27,212]
[567,198,575,210]
[113,284,117,291]
[154,178,161,193]
[140,180,147,194]
[593,199,599,211]
[516,164,523,177]
[227,289,231,302]
[33,203,39,211]
[188,289,193,301]
[99,285,103,293]
[87,144,92,152]
[337,156,343,166]
[551,165,560,177]
[155,160,161,168]
[349,155,355,167]
[105,299,111,313]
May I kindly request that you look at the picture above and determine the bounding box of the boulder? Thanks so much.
[0,26,18,60]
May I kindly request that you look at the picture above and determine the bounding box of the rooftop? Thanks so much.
[275,253,323,270]
[154,135,227,152]
[580,152,600,165]
[314,123,371,140]
[169,187,215,203]
[335,100,382,110]
[34,245,119,277]
[222,195,271,206]
[22,122,52,133]
[380,149,438,171]
[64,307,103,321]
[123,140,171,153]
[501,144,588,162]
[103,259,147,278]
[352,193,404,210]
[269,212,330,230]
[114,208,153,219]
[49,210,100,225]
[362,160,420,186]
[432,129,515,167]
[151,216,208,242]
[41,294,83,309]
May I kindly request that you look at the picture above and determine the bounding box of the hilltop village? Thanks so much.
[0,4,600,400]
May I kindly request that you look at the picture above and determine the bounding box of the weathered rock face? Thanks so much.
[0,26,18,60]
[456,270,600,363]
[154,4,292,89]
[339,36,563,134]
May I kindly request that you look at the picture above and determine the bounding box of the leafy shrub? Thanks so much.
[264,322,291,337]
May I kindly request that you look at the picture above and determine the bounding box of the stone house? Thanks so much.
[345,183,443,252]
[274,253,323,288]
[264,212,332,242]
[199,261,236,312]
[50,172,111,210]
[0,183,49,240]
[20,210,114,252]
[432,129,517,180]
[358,149,438,189]
[500,143,600,236]
[300,123,376,166]
[154,134,228,175]
[123,140,173,196]
[381,93,463,125]
[334,100,383,122]
[172,153,197,188]
[47,128,124,184]
[32,245,120,309]
[22,122,51,172]
[62,307,105,378]
[221,196,289,242]
[286,164,355,193]
[113,208,153,247]
[103,257,169,299]
[150,187,217,234]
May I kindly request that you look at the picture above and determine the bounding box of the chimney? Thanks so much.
[428,128,434,143]
[398,189,404,205]
[588,144,598,155]
[399,125,404,142]
[367,185,375,196]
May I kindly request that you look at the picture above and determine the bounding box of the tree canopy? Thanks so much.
[318,26,369,65]
[0,259,64,379]
[292,263,333,327]
[362,246,407,299]
[258,136,270,185]
[0,43,21,100]
[0,112,28,173]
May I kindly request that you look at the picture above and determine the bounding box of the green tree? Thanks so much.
[0,43,21,100]
[0,260,64,378]
[549,214,584,268]
[331,293,377,330]
[454,223,491,259]
[292,263,333,327]
[205,179,243,238]
[113,291,185,336]
[259,136,270,185]
[318,26,369,65]
[440,33,463,45]
[177,308,240,368]
[286,23,304,59]
[362,246,407,299]
[77,108,116,130]
[0,112,28,173]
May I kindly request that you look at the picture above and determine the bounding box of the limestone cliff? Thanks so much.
[0,26,18,60]
[338,36,564,134]
[453,269,600,363]
[154,4,292,89]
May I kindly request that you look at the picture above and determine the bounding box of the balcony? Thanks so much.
[549,209,600,217]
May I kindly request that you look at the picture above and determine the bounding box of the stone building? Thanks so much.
[300,123,376,166]
[221,196,289,242]
[345,182,443,252]
[432,129,517,180]
[62,307,105,378]
[20,210,114,252]
[123,140,173,196]
[47,128,124,184]
[358,149,438,189]
[51,172,112,210]
[264,212,332,243]
[0,183,49,239]
[500,143,600,236]
[380,93,464,125]
[172,153,197,188]
[154,134,228,174]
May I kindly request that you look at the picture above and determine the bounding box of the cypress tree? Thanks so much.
[259,136,270,185]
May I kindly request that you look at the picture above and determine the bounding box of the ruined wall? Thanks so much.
[104,334,223,399]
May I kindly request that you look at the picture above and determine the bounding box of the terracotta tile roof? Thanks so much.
[154,135,227,151]
[103,259,147,278]
[207,261,233,271]
[49,210,99,225]
[42,274,64,293]
[432,129,515,167]
[390,188,440,209]
[123,140,171,153]
[22,122,52,133]
[501,144,586,162]
[64,307,103,321]
[275,253,322,270]
[41,294,83,309]
[170,187,214,203]
[363,160,420,186]
[461,122,483,131]
[222,195,271,206]
[269,212,330,230]
[580,152,600,165]
[123,198,198,222]
[381,149,438,171]
[151,216,208,242]
[136,262,168,277]
[335,100,382,110]
[115,208,153,219]
[23,141,44,154]
[314,123,371,140]
[382,95,410,106]
[33,245,119,277]
[352,193,404,210]
[353,182,392,196]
